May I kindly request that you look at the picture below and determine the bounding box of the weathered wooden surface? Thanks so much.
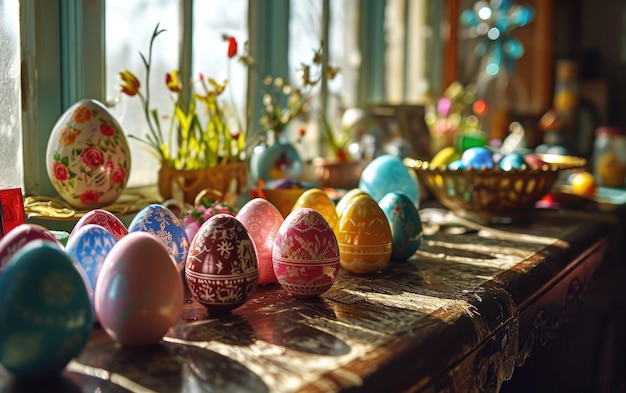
[0,210,613,393]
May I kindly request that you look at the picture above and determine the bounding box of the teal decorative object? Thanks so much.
[461,0,534,76]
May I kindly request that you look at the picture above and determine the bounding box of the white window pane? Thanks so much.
[0,0,23,188]
[105,0,181,187]
[193,0,248,136]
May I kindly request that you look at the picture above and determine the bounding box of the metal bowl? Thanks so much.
[404,154,587,224]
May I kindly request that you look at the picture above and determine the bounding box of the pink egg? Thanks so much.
[0,224,62,275]
[95,232,183,346]
[185,214,258,314]
[236,198,283,285]
[70,209,128,241]
[272,208,340,298]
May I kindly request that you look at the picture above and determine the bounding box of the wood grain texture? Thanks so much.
[0,210,613,393]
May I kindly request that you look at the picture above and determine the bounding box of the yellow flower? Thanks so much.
[166,70,183,93]
[119,70,140,96]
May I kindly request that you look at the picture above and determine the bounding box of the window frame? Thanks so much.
[19,0,434,198]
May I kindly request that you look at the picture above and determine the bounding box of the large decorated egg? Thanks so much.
[95,232,183,346]
[185,214,258,313]
[128,204,189,275]
[358,154,420,204]
[378,192,423,261]
[0,240,93,377]
[272,208,340,298]
[0,224,62,277]
[69,208,128,241]
[46,99,131,209]
[337,194,392,274]
[236,198,283,285]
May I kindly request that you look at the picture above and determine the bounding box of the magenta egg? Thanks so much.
[70,209,128,241]
[272,208,340,298]
[185,214,258,314]
[236,198,284,285]
[0,224,62,276]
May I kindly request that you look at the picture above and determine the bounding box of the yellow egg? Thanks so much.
[292,188,338,231]
[336,194,392,274]
[430,146,460,168]
[335,188,367,217]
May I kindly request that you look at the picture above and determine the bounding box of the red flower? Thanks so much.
[105,160,115,173]
[79,189,100,205]
[226,36,237,58]
[111,167,126,185]
[100,123,115,137]
[119,70,140,96]
[80,146,105,168]
[298,127,306,137]
[53,162,69,181]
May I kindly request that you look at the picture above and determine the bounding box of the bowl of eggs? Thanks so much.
[404,147,587,224]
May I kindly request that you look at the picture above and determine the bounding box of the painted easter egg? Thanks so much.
[128,204,190,275]
[292,188,338,231]
[335,188,368,217]
[378,192,423,261]
[185,214,258,313]
[358,154,420,204]
[461,146,495,169]
[95,232,183,346]
[46,99,131,209]
[70,208,128,241]
[65,224,118,312]
[336,194,392,274]
[272,208,340,298]
[0,240,93,377]
[0,224,63,277]
[236,198,283,285]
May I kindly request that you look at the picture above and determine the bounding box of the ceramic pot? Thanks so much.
[249,132,302,182]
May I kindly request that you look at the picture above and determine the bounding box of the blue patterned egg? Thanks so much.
[499,152,528,171]
[0,240,93,378]
[358,154,420,205]
[378,192,423,262]
[65,223,117,313]
[128,204,190,274]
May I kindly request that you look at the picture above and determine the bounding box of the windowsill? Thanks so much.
[24,185,163,232]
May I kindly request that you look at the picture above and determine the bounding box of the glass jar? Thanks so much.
[593,127,626,188]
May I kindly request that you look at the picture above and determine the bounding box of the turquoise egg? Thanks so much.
[0,240,93,378]
[499,152,528,171]
[378,192,423,261]
[358,154,420,204]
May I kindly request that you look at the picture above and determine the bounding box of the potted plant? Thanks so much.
[118,24,247,204]
[313,107,363,189]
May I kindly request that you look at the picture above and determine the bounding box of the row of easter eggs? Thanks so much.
[0,188,423,378]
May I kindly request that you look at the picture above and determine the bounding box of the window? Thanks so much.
[10,0,444,197]
[0,0,22,188]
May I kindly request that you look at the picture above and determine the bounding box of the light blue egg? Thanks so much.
[378,192,423,262]
[461,146,495,169]
[0,240,93,378]
[358,154,420,205]
[128,204,190,270]
[65,224,117,316]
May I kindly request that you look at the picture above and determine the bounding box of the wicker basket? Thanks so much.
[404,154,586,223]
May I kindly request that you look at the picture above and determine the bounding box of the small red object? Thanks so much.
[0,186,25,237]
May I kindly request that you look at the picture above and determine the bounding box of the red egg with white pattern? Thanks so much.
[70,208,128,241]
[0,224,63,277]
[272,208,340,298]
[185,214,258,314]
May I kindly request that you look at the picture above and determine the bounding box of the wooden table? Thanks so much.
[0,207,621,393]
